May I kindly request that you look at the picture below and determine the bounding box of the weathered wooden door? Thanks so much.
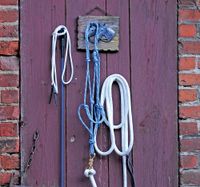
[21,0,177,186]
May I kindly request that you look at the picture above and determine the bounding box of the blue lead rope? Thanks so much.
[78,22,135,187]
[78,22,106,156]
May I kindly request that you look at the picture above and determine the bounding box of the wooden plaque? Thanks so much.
[77,16,120,51]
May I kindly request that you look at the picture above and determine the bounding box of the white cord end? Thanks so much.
[84,168,96,177]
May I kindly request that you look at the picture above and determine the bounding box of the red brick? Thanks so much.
[180,138,200,152]
[0,41,19,55]
[179,106,200,119]
[0,56,19,71]
[0,106,19,120]
[181,171,200,185]
[0,123,17,137]
[0,155,19,170]
[0,25,18,37]
[0,0,18,5]
[180,155,198,169]
[179,74,200,86]
[178,0,200,6]
[179,57,195,70]
[179,41,200,54]
[0,10,18,23]
[179,9,200,21]
[179,89,197,102]
[179,122,198,135]
[0,1,20,186]
[0,172,12,185]
[0,139,19,153]
[0,74,19,87]
[179,24,196,37]
[1,89,19,103]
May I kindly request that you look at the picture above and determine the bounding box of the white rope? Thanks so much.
[84,168,97,187]
[94,74,134,187]
[51,25,74,94]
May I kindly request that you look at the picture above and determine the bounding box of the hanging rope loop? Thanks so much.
[78,22,104,157]
[94,74,134,156]
[78,22,134,187]
[94,74,134,187]
[77,22,104,187]
[50,25,74,96]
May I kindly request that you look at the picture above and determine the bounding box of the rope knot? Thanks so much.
[89,138,95,145]
[94,103,102,111]
[84,168,96,177]
[92,51,100,63]
[94,104,104,116]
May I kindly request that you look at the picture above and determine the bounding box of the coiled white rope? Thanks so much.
[94,74,134,187]
[51,25,74,94]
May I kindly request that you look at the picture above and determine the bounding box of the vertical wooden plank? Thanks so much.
[106,0,131,186]
[130,0,178,186]
[21,0,65,186]
[65,1,109,186]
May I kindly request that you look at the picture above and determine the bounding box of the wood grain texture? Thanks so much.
[130,0,178,186]
[77,16,119,51]
[20,0,65,186]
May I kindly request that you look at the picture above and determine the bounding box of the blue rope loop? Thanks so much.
[78,22,112,156]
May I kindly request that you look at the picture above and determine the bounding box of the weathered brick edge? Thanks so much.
[0,0,20,185]
[179,0,200,186]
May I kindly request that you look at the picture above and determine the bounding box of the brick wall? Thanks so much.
[179,0,200,186]
[0,0,19,185]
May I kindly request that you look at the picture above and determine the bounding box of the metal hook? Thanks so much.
[99,26,115,42]
[87,23,116,43]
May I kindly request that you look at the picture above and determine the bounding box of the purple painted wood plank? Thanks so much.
[65,1,109,186]
[21,0,65,186]
[106,0,132,186]
[130,0,178,186]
